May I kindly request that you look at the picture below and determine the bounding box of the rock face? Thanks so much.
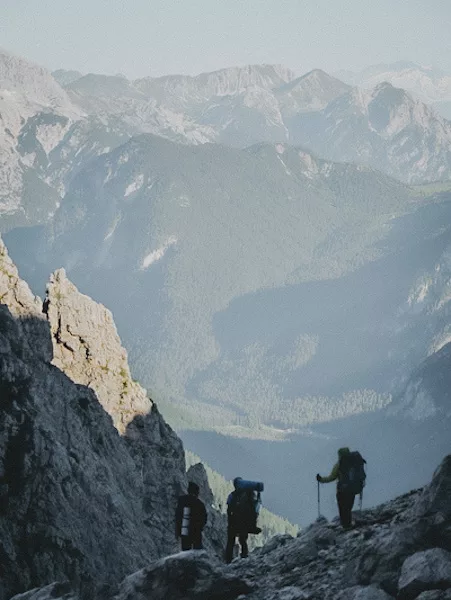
[389,343,451,422]
[44,268,151,433]
[0,50,81,230]
[0,237,51,360]
[0,237,225,600]
[406,455,451,534]
[289,82,451,184]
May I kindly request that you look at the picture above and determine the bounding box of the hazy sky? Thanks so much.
[2,0,451,78]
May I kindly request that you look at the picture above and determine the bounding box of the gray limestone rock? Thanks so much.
[398,548,451,600]
[416,591,451,600]
[8,582,78,600]
[113,550,253,600]
[262,587,311,600]
[409,456,451,522]
[44,268,151,433]
[0,237,51,362]
[336,585,394,600]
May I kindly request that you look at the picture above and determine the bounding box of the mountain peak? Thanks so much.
[0,49,78,116]
[277,68,350,115]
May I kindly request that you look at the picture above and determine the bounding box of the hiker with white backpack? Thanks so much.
[175,481,207,550]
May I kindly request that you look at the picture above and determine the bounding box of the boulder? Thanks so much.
[113,551,253,600]
[398,548,451,600]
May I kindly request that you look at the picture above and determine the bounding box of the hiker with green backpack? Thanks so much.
[316,447,366,529]
[225,477,263,563]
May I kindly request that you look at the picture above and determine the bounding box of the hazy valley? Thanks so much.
[1,48,451,532]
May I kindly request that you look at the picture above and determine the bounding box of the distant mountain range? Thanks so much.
[3,51,451,235]
[336,60,451,120]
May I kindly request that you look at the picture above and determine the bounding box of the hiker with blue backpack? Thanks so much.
[225,477,263,563]
[316,447,366,529]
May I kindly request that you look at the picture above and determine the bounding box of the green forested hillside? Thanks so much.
[6,134,448,440]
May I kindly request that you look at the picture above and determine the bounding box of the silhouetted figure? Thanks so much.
[175,481,207,550]
[317,447,366,529]
[225,477,262,563]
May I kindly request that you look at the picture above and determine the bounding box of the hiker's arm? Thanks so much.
[318,462,339,483]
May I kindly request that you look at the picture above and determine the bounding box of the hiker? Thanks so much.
[175,481,207,550]
[316,447,366,529]
[225,477,263,563]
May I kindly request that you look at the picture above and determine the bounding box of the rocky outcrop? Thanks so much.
[44,268,151,433]
[0,237,51,361]
[113,551,252,600]
[409,455,451,523]
[0,237,225,600]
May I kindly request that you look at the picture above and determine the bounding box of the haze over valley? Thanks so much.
[1,42,451,529]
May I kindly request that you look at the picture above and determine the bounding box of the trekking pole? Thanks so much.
[359,491,363,511]
[317,480,321,519]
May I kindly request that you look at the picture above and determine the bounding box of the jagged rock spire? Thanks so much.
[44,268,151,432]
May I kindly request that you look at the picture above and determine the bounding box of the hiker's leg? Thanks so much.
[341,492,354,527]
[225,529,236,563]
[192,530,203,550]
[347,493,356,525]
[239,532,249,558]
[336,491,347,526]
[181,536,191,551]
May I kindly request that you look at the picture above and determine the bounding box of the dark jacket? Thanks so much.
[226,489,254,533]
[175,494,207,538]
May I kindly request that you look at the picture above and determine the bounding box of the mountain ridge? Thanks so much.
[3,49,451,233]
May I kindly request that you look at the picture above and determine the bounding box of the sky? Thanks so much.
[1,0,451,78]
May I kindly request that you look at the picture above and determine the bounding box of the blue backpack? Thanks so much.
[339,451,366,495]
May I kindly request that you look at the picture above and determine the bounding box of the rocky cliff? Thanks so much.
[0,236,224,600]
[43,268,151,433]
